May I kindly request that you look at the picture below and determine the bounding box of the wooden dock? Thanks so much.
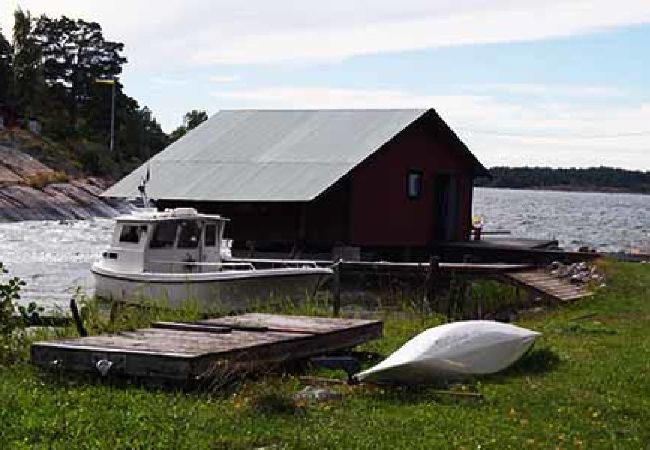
[502,269,593,302]
[335,260,531,275]
[31,314,382,383]
[436,240,599,264]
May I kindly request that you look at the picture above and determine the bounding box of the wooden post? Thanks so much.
[332,260,342,317]
[424,256,439,312]
[69,298,87,337]
[458,254,472,319]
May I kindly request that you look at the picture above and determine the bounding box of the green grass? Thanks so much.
[2,260,650,449]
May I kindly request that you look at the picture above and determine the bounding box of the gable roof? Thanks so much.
[103,109,487,202]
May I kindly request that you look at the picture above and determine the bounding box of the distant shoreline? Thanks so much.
[475,166,650,196]
[475,185,650,195]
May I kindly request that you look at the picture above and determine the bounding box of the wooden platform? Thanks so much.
[337,260,531,275]
[437,240,599,264]
[31,314,382,382]
[502,269,593,302]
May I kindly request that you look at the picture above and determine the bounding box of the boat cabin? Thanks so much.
[100,208,229,273]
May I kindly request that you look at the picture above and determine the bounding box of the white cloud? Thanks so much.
[3,0,650,66]
[461,83,628,99]
[211,85,650,169]
[151,76,187,86]
[211,86,444,108]
[208,75,240,84]
[191,0,650,65]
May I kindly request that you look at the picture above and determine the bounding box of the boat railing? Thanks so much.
[228,257,326,269]
[147,260,256,273]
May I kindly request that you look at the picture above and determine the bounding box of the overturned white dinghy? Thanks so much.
[356,320,541,384]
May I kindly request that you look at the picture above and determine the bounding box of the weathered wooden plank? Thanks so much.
[502,270,592,303]
[202,313,377,334]
[151,322,232,334]
[339,260,531,275]
[39,329,311,356]
[31,345,194,380]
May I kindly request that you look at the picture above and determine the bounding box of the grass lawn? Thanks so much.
[1,260,650,449]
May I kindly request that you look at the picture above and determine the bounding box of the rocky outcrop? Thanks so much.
[0,145,54,179]
[0,144,130,222]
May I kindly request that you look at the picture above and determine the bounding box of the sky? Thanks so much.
[1,0,650,169]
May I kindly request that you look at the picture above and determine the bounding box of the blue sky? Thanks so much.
[2,0,650,169]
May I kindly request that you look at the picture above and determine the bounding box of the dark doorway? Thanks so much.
[432,175,459,242]
[432,175,449,242]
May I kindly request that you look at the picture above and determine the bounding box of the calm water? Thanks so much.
[473,188,650,252]
[1,187,649,310]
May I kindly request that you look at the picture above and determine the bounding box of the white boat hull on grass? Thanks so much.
[356,320,541,384]
[92,265,331,312]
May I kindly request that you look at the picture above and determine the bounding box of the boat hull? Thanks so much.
[91,265,332,312]
[356,320,541,383]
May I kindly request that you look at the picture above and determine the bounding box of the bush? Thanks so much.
[0,262,42,362]
[76,142,119,177]
[25,171,69,189]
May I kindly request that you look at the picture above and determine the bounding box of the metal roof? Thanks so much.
[103,109,484,202]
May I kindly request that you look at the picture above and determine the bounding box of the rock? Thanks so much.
[294,386,343,403]
[0,181,129,221]
[0,139,131,222]
[0,145,54,179]
[548,260,605,289]
[0,165,23,184]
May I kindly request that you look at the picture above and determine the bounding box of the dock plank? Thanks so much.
[503,270,593,302]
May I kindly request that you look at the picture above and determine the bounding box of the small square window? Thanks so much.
[407,170,422,199]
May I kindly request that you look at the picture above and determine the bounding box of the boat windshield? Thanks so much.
[178,220,200,248]
[150,221,178,248]
[148,219,217,250]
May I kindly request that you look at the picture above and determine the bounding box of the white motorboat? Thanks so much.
[355,320,541,383]
[91,207,332,311]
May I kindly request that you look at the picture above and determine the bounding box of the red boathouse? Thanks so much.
[103,109,489,260]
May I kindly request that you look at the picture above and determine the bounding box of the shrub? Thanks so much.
[25,171,69,189]
[0,262,39,362]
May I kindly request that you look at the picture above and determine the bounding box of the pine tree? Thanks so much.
[12,9,42,118]
[169,110,208,143]
[32,16,126,131]
[0,27,12,104]
[184,110,208,130]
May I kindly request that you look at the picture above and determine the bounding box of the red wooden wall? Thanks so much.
[348,120,474,247]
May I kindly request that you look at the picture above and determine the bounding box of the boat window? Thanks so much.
[177,221,200,248]
[150,222,178,248]
[204,224,217,247]
[119,225,142,243]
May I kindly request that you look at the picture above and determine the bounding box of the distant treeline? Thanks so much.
[475,167,650,194]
